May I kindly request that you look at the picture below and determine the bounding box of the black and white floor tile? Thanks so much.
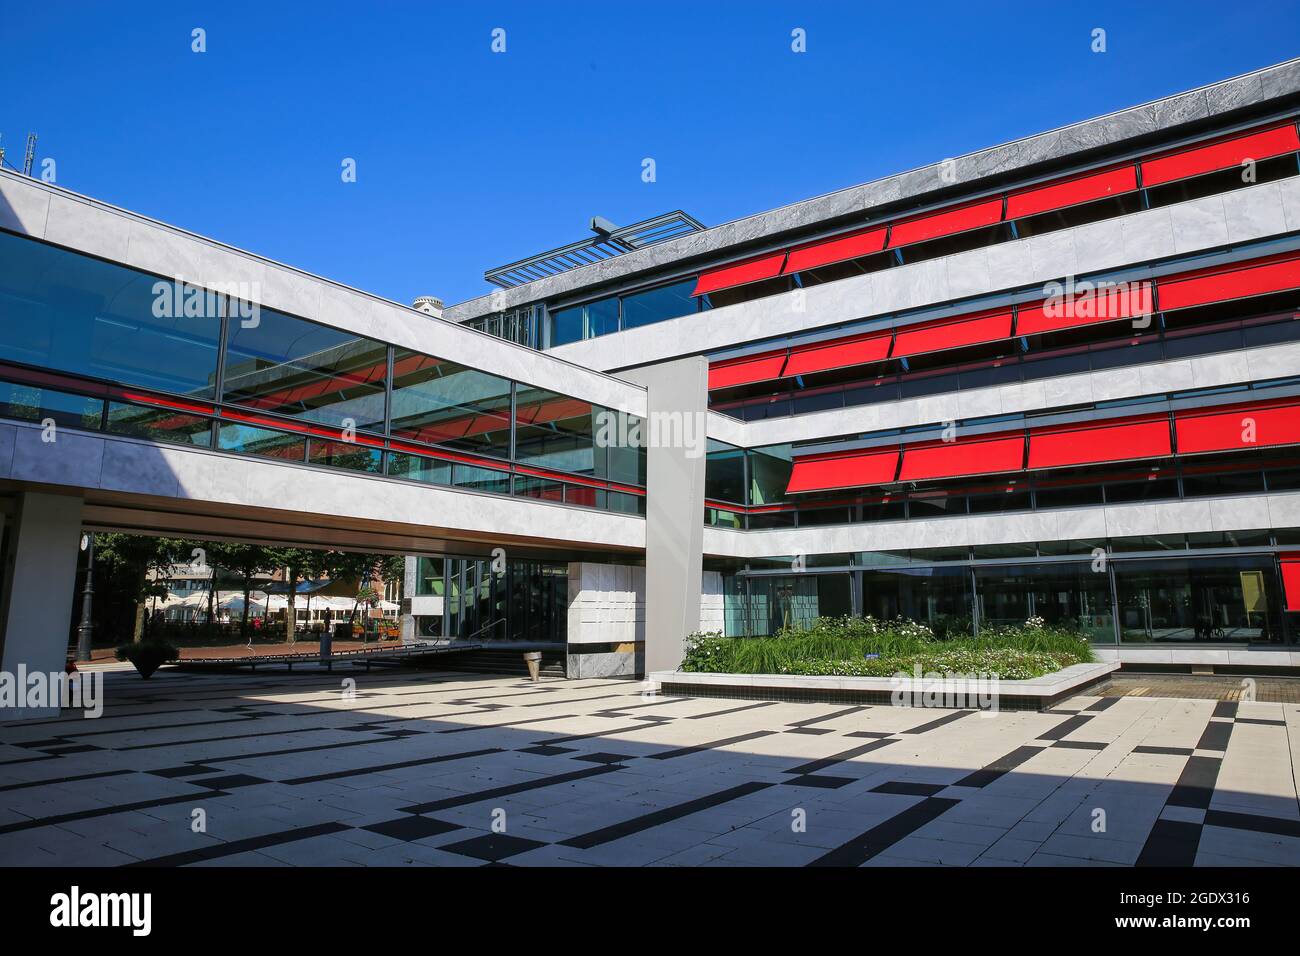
[0,666,1297,867]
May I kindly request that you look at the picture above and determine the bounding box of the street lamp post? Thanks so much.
[76,533,94,662]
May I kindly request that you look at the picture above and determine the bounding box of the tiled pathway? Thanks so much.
[0,665,1297,867]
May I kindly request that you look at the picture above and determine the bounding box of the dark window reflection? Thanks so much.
[389,348,512,458]
[222,308,387,432]
[0,231,221,398]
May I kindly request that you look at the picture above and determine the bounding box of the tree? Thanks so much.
[332,552,380,627]
[205,542,278,640]
[263,547,333,644]
[93,535,194,643]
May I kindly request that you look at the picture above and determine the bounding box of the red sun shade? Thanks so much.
[1140,123,1300,188]
[1174,399,1300,454]
[1005,166,1139,220]
[897,433,1025,482]
[1155,250,1300,312]
[692,252,787,297]
[707,349,788,390]
[887,198,1003,249]
[1279,553,1300,611]
[1028,415,1172,469]
[1015,281,1154,336]
[783,226,888,274]
[891,308,1014,358]
[786,448,900,494]
[782,331,893,378]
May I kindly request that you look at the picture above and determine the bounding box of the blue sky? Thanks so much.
[3,2,1297,307]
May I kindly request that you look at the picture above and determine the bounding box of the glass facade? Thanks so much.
[223,308,388,432]
[514,386,596,474]
[419,556,568,644]
[1115,555,1282,643]
[0,230,647,516]
[545,279,707,346]
[0,229,221,397]
[390,349,513,458]
[721,546,1297,644]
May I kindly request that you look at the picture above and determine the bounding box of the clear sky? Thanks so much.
[2,2,1298,308]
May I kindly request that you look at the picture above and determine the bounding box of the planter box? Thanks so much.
[648,661,1119,711]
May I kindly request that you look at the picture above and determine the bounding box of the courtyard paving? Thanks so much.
[0,664,1297,867]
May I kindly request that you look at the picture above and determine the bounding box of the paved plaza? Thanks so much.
[0,665,1297,867]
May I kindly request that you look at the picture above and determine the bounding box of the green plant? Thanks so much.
[115,640,179,679]
[679,616,1095,679]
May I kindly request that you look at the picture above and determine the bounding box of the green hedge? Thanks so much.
[680,616,1094,680]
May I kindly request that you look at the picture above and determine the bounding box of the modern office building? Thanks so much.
[3,60,1300,714]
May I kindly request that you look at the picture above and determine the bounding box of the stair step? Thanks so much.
[434,647,567,678]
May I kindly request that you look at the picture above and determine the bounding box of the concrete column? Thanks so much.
[0,492,84,719]
[619,357,708,676]
[400,555,418,642]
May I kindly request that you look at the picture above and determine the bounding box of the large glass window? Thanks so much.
[306,439,383,473]
[975,562,1114,641]
[106,402,212,447]
[621,279,699,330]
[386,451,450,486]
[548,297,618,346]
[0,231,221,398]
[513,386,596,475]
[415,556,444,596]
[222,308,387,431]
[749,444,793,505]
[0,381,104,430]
[742,574,852,636]
[389,349,512,458]
[706,440,746,504]
[598,410,647,486]
[859,565,973,637]
[1115,555,1283,644]
[216,422,306,461]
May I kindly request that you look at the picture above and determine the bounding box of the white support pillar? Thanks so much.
[619,357,708,676]
[0,492,84,719]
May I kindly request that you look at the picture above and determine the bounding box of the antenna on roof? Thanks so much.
[22,133,36,176]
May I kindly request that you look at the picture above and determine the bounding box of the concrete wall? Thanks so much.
[619,358,709,675]
[0,419,645,556]
[565,561,643,678]
[0,492,84,719]
[563,563,729,677]
[700,570,725,634]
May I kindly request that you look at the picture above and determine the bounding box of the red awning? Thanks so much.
[782,331,893,378]
[1174,399,1300,454]
[897,433,1025,482]
[786,448,900,494]
[1005,166,1139,220]
[1028,415,1172,469]
[707,349,788,390]
[887,198,1003,249]
[1156,250,1300,312]
[1280,552,1300,611]
[1140,123,1300,188]
[1015,281,1154,336]
[783,226,888,274]
[891,308,1013,358]
[692,252,787,297]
